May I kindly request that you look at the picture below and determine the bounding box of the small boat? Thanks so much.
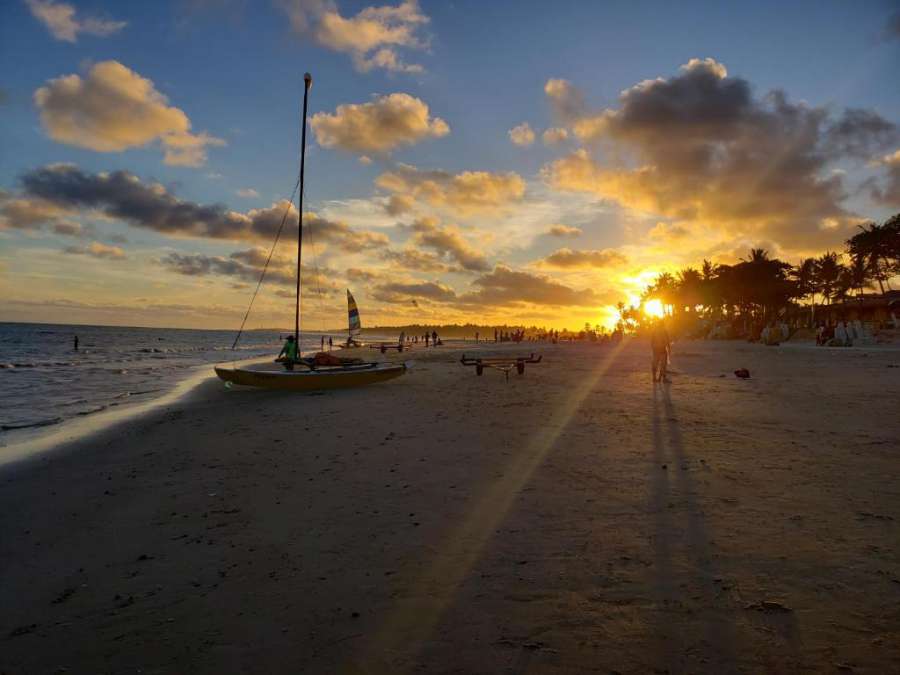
[214,361,406,391]
[338,289,365,349]
[215,72,406,391]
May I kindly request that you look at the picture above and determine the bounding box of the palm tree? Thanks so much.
[792,257,818,324]
[815,252,844,305]
[846,217,899,294]
[677,267,703,314]
[746,247,771,263]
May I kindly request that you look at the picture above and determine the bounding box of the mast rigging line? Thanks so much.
[230,174,301,350]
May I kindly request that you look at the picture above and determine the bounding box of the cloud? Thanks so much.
[52,220,86,236]
[546,223,581,238]
[868,149,900,206]
[278,0,429,73]
[457,265,607,307]
[12,164,388,250]
[384,193,414,216]
[310,93,448,155]
[375,164,526,216]
[508,122,535,147]
[26,0,126,42]
[542,127,569,146]
[34,61,224,167]
[0,190,75,230]
[647,221,690,242]
[236,188,260,198]
[539,247,626,269]
[161,247,335,290]
[372,280,456,303]
[64,241,126,259]
[406,217,489,271]
[544,78,586,124]
[380,246,455,272]
[542,58,898,250]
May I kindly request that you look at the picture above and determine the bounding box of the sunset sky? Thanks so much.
[1,0,899,330]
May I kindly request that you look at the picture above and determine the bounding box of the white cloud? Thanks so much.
[278,0,429,73]
[26,0,126,42]
[236,188,260,198]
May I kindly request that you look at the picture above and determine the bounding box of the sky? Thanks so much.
[1,0,899,331]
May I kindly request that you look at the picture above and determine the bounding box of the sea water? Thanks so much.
[0,322,350,435]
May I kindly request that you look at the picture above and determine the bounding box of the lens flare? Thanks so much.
[643,298,665,318]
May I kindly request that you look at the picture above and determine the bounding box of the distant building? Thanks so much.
[814,291,900,327]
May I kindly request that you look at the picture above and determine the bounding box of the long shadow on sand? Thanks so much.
[650,385,738,672]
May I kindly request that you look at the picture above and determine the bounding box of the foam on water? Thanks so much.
[0,322,350,436]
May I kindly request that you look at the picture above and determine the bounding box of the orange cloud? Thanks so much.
[310,93,448,155]
[34,61,224,167]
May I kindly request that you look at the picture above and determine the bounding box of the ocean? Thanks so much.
[0,322,350,438]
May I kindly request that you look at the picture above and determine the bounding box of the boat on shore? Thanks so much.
[214,360,405,390]
[214,72,406,391]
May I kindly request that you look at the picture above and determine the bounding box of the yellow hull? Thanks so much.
[214,363,406,390]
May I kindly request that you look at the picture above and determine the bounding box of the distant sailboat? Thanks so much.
[214,73,406,391]
[340,289,365,349]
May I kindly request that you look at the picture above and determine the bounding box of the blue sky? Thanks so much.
[1,0,898,329]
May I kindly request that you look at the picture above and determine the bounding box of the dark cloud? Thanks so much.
[457,265,608,307]
[161,248,336,290]
[372,280,457,303]
[10,164,387,251]
[545,58,898,250]
[824,108,897,159]
[867,151,900,207]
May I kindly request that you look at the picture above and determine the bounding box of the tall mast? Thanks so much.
[295,72,312,346]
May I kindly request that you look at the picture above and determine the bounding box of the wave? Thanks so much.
[1,417,62,432]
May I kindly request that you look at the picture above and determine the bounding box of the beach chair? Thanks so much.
[459,354,542,381]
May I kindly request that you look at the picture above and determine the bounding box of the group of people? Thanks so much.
[493,328,527,343]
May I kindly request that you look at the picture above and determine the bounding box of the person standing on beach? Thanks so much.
[425,332,430,347]
[73,335,79,351]
[328,336,333,351]
[650,320,670,383]
[321,336,325,351]
[431,330,438,346]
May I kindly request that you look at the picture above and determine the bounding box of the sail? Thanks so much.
[347,289,361,335]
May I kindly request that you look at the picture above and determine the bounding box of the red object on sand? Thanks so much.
[734,368,750,379]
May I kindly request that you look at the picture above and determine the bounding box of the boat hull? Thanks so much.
[214,363,406,390]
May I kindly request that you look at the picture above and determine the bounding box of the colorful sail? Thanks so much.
[347,289,361,335]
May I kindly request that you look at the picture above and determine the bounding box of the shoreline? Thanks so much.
[0,354,275,469]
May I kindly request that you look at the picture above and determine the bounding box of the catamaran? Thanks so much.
[214,73,407,391]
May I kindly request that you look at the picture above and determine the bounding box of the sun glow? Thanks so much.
[642,298,665,318]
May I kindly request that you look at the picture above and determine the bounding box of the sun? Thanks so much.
[643,298,665,318]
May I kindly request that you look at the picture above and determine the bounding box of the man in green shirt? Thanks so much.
[278,335,298,370]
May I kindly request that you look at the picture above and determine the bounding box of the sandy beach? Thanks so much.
[2,339,899,674]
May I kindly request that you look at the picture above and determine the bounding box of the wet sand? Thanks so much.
[1,339,899,674]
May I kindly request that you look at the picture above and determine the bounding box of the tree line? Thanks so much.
[617,213,899,332]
